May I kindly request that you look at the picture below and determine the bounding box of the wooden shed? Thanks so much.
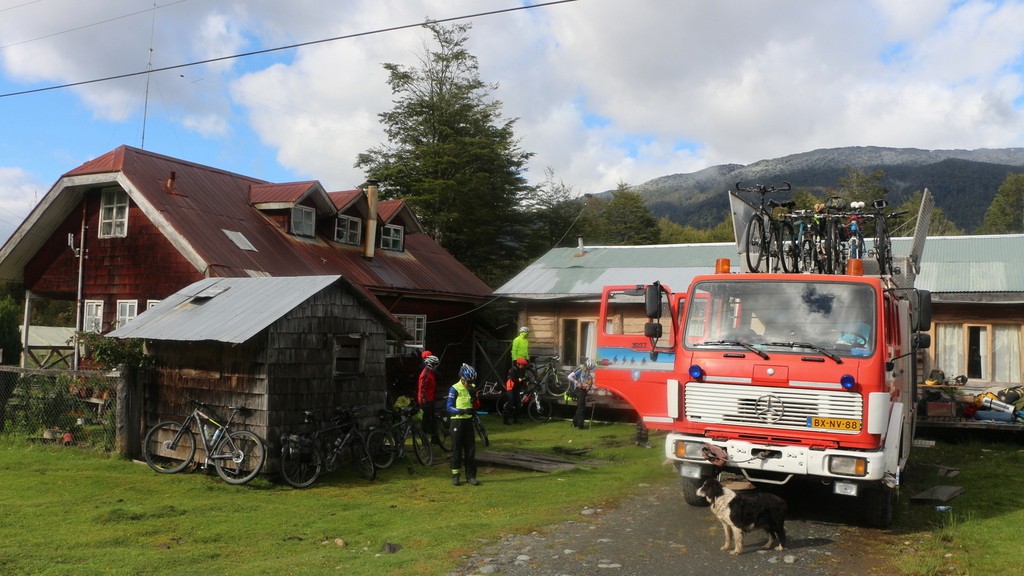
[107,274,407,457]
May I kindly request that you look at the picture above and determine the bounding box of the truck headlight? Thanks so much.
[828,455,868,476]
[673,440,706,459]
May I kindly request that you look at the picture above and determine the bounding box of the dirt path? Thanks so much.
[450,476,896,576]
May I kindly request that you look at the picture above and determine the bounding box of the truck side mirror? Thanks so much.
[914,332,931,349]
[645,282,663,319]
[644,322,663,339]
[916,290,932,332]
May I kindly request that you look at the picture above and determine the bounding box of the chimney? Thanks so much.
[364,179,379,260]
[576,235,585,256]
[165,171,176,191]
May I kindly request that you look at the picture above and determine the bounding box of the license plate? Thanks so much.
[807,417,861,431]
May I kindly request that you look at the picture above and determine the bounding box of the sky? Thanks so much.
[1,0,1023,245]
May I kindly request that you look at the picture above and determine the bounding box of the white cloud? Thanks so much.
[0,0,1022,204]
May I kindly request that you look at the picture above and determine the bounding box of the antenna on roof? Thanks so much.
[140,2,157,149]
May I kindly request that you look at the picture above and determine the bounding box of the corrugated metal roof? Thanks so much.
[0,146,491,302]
[107,275,404,344]
[497,235,1024,299]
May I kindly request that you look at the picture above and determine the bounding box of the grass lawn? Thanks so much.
[3,416,1023,576]
[885,430,1024,575]
[0,416,665,576]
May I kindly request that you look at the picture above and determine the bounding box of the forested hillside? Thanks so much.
[635,146,1024,232]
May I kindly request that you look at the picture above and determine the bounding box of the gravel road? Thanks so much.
[449,474,892,576]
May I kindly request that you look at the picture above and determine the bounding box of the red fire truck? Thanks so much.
[595,194,933,527]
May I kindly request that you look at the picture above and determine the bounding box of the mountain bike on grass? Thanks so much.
[496,379,553,423]
[365,405,433,469]
[143,397,267,485]
[279,406,376,488]
[737,181,794,273]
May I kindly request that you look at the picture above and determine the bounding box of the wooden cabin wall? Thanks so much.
[265,286,388,432]
[142,338,269,439]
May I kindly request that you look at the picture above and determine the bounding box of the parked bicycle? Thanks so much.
[737,181,794,273]
[526,355,569,396]
[143,397,267,485]
[496,379,553,423]
[279,406,376,488]
[365,404,433,469]
[865,199,907,277]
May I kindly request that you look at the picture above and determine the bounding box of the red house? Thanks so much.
[0,145,493,389]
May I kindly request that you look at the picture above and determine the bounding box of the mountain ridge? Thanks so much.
[634,146,1024,232]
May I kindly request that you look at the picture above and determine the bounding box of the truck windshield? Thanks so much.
[683,280,876,357]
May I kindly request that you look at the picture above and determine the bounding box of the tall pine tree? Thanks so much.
[356,23,533,286]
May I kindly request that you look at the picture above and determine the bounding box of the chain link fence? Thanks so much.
[0,366,120,451]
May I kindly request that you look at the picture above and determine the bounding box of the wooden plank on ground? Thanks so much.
[475,449,607,472]
[910,485,965,503]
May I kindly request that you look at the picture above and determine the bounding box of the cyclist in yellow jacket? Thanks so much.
[446,363,479,486]
[511,326,530,362]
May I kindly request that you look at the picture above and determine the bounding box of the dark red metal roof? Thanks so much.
[63,146,492,301]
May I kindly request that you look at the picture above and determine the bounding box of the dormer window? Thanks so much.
[381,224,404,251]
[291,206,315,238]
[335,215,362,245]
[99,188,129,238]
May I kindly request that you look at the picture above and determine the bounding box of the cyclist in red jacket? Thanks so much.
[417,352,442,447]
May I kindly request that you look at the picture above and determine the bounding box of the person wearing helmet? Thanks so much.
[417,352,443,448]
[503,357,530,425]
[511,326,530,363]
[446,363,480,486]
[567,359,596,429]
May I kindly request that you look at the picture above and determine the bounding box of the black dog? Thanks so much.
[696,477,787,555]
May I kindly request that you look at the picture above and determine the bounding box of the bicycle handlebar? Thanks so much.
[735,181,792,194]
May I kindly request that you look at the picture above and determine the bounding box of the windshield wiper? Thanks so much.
[764,341,843,364]
[697,340,769,360]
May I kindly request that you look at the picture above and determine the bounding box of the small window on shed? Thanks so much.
[291,206,316,238]
[334,335,365,375]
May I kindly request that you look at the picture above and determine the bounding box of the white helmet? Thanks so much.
[424,355,439,368]
[518,326,530,333]
[584,359,596,371]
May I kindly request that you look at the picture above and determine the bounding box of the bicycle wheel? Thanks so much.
[824,218,841,274]
[365,427,397,470]
[352,437,377,481]
[799,236,817,274]
[528,398,553,423]
[410,426,433,466]
[778,221,798,273]
[494,397,510,416]
[143,420,196,474]
[768,223,787,273]
[542,371,569,396]
[212,430,267,485]
[744,214,765,272]
[473,416,490,447]
[437,414,452,452]
[874,222,892,276]
[279,435,323,488]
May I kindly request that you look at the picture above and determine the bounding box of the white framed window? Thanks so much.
[291,206,316,238]
[116,300,138,328]
[561,318,596,367]
[334,335,365,375]
[84,300,104,333]
[387,314,426,357]
[381,224,404,251]
[146,300,161,310]
[935,322,1023,384]
[335,215,362,245]
[99,188,129,238]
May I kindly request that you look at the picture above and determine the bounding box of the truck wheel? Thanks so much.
[862,485,897,528]
[681,477,710,507]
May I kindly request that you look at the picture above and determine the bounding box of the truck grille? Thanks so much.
[685,381,863,434]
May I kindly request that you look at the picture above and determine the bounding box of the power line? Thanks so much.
[0,0,190,50]
[0,0,578,99]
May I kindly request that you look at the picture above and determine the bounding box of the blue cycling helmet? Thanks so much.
[459,363,477,382]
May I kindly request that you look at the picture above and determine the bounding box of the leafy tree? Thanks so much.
[659,214,733,243]
[837,168,888,204]
[977,173,1024,234]
[355,22,533,286]
[894,191,963,237]
[600,183,661,245]
[0,295,23,431]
